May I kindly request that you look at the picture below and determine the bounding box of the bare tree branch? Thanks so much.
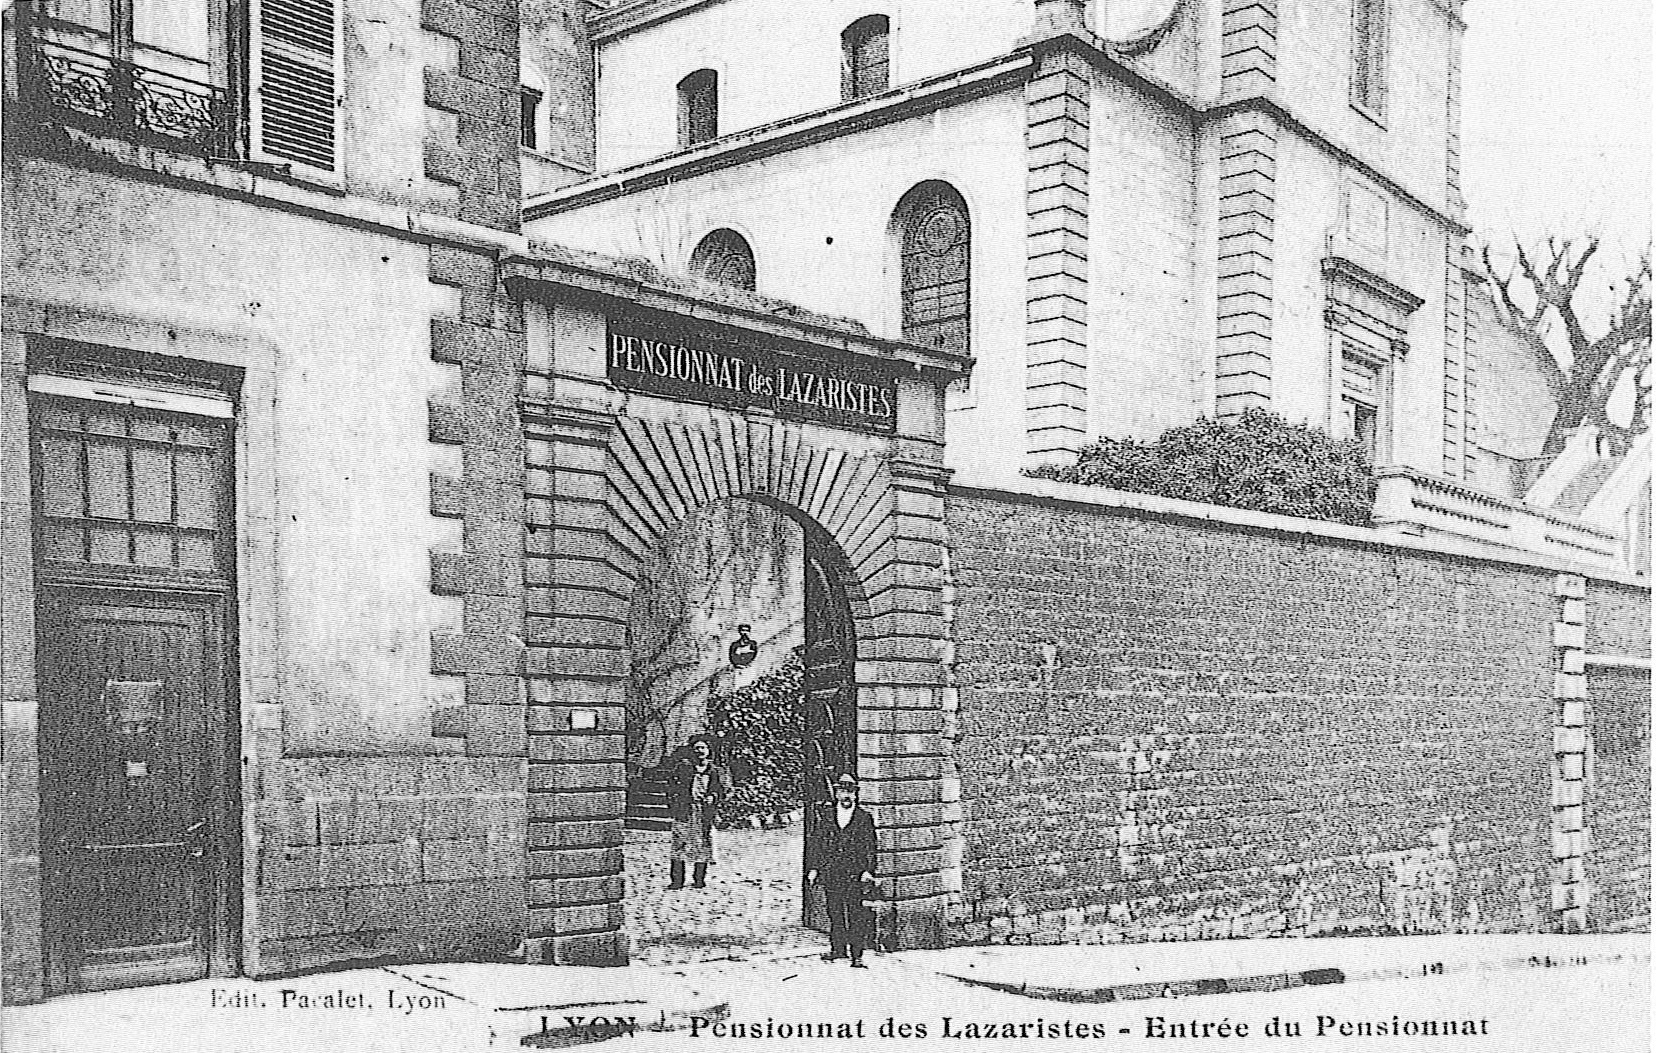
[1485,235,1653,463]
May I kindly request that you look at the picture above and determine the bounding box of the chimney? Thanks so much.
[1032,0,1097,37]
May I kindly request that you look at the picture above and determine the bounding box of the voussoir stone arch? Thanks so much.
[521,408,961,967]
[604,416,896,620]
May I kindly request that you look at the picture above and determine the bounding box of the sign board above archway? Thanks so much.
[608,311,900,434]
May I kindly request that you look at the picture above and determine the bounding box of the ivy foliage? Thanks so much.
[709,653,804,825]
[1027,408,1376,526]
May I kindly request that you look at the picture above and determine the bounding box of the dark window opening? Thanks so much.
[896,182,971,357]
[677,68,718,148]
[689,229,757,290]
[521,87,543,150]
[1352,0,1388,116]
[1340,352,1383,464]
[842,15,890,101]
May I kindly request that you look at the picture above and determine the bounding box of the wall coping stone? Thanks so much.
[951,469,1652,592]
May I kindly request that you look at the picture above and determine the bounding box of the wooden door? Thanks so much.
[800,535,857,929]
[38,587,230,993]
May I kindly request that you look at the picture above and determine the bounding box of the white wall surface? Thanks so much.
[594,0,1035,168]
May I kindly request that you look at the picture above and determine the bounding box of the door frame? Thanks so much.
[35,580,242,994]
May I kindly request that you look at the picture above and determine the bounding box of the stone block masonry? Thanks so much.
[421,0,524,230]
[256,233,536,977]
[945,486,1649,946]
[1024,40,1091,462]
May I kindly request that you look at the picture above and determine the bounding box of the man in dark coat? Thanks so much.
[806,773,877,967]
[665,734,730,889]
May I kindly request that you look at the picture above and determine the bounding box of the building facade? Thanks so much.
[3,0,1648,1007]
[524,0,1644,572]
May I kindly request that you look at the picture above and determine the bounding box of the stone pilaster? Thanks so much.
[1441,245,1471,477]
[1210,0,1278,420]
[1551,574,1591,932]
[420,0,523,230]
[856,444,956,947]
[1025,43,1091,463]
[1213,110,1277,418]
[521,403,629,967]
[1221,0,1277,100]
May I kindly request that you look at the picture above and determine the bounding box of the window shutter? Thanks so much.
[256,0,337,169]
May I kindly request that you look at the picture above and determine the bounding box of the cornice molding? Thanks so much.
[525,54,1033,218]
[538,34,1468,239]
[502,254,974,381]
[1323,255,1427,315]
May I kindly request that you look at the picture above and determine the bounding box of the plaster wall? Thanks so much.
[333,0,433,208]
[526,92,1031,477]
[1275,0,1455,217]
[2,158,525,989]
[592,0,1035,169]
[1086,69,1204,444]
[522,0,598,189]
[1269,131,1453,473]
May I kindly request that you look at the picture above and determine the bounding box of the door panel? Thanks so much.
[39,589,226,992]
[800,536,857,930]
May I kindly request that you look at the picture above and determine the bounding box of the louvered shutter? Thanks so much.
[256,0,337,169]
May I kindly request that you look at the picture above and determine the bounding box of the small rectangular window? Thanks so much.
[1351,0,1388,117]
[1340,353,1383,463]
[520,87,542,150]
[677,69,718,147]
[842,15,891,101]
[30,394,232,579]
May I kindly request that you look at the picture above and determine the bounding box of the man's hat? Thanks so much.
[834,773,859,790]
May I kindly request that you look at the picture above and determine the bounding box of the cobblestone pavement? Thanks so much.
[624,822,827,966]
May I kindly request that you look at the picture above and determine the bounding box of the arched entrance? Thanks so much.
[506,253,970,967]
[619,497,861,962]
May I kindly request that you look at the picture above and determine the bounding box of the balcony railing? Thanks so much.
[15,25,236,157]
[1373,467,1628,571]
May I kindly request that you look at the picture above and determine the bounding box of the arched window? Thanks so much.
[841,15,890,101]
[677,69,718,147]
[689,229,756,290]
[895,182,970,355]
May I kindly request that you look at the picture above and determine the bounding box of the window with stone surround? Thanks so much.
[677,69,719,148]
[1338,349,1384,464]
[1323,255,1420,468]
[1351,0,1388,118]
[29,380,234,581]
[895,182,971,358]
[17,0,339,169]
[841,15,890,101]
[689,229,757,290]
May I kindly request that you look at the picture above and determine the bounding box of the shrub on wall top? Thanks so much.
[1027,408,1377,526]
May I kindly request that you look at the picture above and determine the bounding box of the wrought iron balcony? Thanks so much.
[15,22,237,157]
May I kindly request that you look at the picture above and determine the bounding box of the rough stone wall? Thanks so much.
[1581,577,1651,933]
[421,0,524,229]
[1585,665,1651,932]
[945,488,1650,944]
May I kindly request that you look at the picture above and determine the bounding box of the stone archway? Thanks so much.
[519,409,960,966]
[615,492,862,964]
